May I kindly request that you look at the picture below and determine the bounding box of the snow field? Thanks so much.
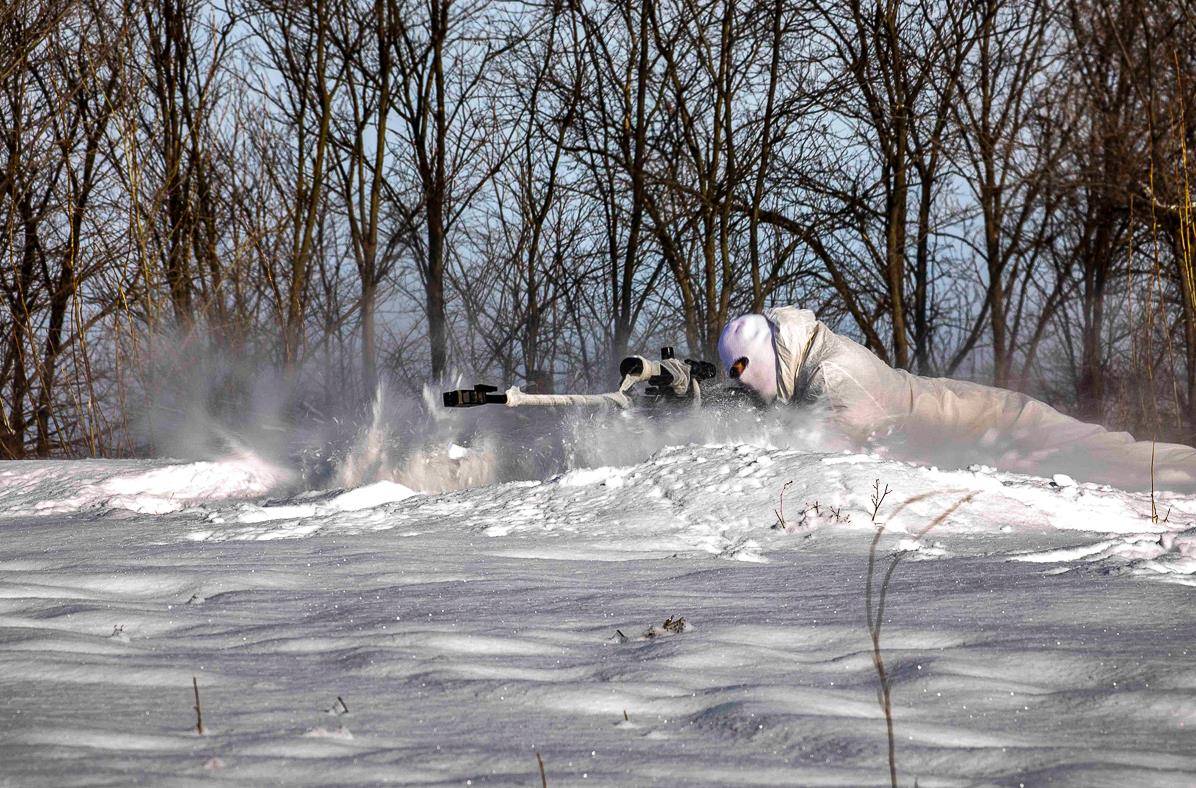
[2,441,1196,784]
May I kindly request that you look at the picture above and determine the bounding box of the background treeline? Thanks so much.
[2,0,1194,458]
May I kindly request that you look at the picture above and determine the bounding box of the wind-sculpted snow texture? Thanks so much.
[3,443,1196,785]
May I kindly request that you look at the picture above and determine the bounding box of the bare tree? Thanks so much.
[948,0,1068,386]
[809,0,976,368]
[133,0,236,328]
[327,0,406,395]
[243,0,339,372]
[389,0,510,379]
[1,0,129,457]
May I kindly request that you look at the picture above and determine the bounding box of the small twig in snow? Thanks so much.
[192,676,206,735]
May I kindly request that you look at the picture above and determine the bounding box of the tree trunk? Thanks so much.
[284,0,333,372]
[1076,256,1107,420]
[2,327,27,459]
[613,0,651,363]
[361,278,378,394]
[885,155,910,369]
[426,0,449,379]
[912,165,934,374]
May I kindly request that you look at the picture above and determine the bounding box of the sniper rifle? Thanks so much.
[443,347,721,411]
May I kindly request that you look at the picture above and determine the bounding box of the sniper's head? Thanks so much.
[717,314,778,403]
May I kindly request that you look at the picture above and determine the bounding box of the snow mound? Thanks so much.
[6,441,1196,584]
[328,480,418,511]
[172,442,1196,585]
[0,451,292,517]
[205,480,419,531]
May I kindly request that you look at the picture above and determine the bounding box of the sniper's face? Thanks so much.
[717,315,778,403]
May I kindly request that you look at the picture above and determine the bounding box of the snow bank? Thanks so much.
[152,440,1196,584]
[0,451,293,517]
[5,437,1196,583]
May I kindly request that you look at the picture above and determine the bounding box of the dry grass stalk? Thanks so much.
[774,480,794,528]
[866,491,975,788]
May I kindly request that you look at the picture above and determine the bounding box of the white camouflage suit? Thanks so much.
[719,305,1196,493]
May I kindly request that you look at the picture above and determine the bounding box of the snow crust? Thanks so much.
[3,438,1196,784]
